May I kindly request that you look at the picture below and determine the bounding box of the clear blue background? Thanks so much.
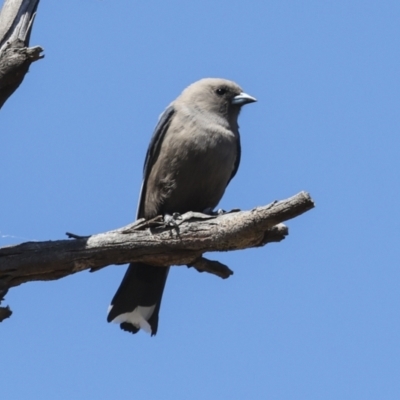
[2,1,399,399]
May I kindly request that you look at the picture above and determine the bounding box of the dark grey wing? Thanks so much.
[227,132,241,185]
[136,105,175,218]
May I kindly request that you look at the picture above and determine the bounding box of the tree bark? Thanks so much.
[0,191,314,290]
[0,0,43,109]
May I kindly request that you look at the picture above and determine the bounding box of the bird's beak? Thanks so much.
[231,92,257,105]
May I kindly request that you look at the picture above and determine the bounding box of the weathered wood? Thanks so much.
[0,0,43,108]
[0,288,11,321]
[0,192,315,290]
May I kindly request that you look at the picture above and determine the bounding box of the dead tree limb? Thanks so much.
[0,0,43,109]
[0,191,314,320]
[0,191,314,290]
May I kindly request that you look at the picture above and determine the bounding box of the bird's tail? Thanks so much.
[107,262,169,336]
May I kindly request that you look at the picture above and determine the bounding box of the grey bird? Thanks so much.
[107,78,256,335]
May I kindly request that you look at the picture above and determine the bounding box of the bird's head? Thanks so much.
[178,78,256,126]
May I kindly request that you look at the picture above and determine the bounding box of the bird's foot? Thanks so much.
[163,213,182,227]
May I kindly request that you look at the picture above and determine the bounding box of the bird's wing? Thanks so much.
[227,131,241,185]
[136,105,175,218]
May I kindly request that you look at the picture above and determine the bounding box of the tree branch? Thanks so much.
[0,288,12,322]
[0,191,315,291]
[0,0,43,109]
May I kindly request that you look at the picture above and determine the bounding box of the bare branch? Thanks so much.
[0,287,11,321]
[0,0,43,108]
[0,305,12,321]
[0,191,315,290]
[188,257,234,279]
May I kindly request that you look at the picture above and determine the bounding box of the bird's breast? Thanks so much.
[145,120,238,216]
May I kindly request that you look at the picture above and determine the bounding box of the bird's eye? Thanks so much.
[215,88,227,96]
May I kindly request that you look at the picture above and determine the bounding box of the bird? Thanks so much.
[107,78,256,336]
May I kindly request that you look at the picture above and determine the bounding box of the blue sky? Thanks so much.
[2,1,400,399]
